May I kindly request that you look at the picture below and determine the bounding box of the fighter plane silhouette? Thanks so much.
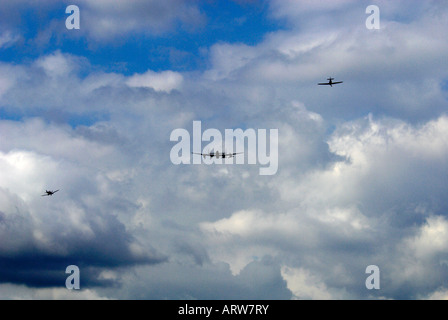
[318,77,343,87]
[41,189,59,196]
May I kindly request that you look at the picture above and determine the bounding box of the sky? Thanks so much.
[0,0,448,300]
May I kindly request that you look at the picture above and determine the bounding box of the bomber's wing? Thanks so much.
[53,190,59,194]
[227,152,244,157]
[332,81,343,84]
[318,82,331,85]
[191,152,209,158]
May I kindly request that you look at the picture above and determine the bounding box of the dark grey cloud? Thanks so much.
[0,186,166,288]
[105,256,291,300]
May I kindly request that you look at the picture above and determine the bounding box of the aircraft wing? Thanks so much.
[332,81,343,84]
[53,190,59,193]
[318,83,331,85]
[192,152,210,158]
[225,152,243,156]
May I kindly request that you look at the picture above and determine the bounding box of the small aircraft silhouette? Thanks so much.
[41,189,59,196]
[318,77,343,87]
[192,150,243,159]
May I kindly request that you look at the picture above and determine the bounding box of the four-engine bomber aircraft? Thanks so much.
[42,189,59,196]
[192,151,243,159]
[318,77,343,87]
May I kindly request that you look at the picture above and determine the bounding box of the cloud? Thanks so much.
[200,114,448,299]
[424,288,448,300]
[107,256,291,300]
[384,215,448,298]
[35,51,78,78]
[0,284,110,300]
[0,31,20,49]
[201,0,448,121]
[407,216,448,259]
[0,119,166,288]
[0,0,206,45]
[126,70,183,93]
[281,266,336,300]
[1,1,448,300]
[77,0,206,40]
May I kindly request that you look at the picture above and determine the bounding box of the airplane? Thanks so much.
[41,189,59,196]
[318,77,343,87]
[191,150,243,159]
